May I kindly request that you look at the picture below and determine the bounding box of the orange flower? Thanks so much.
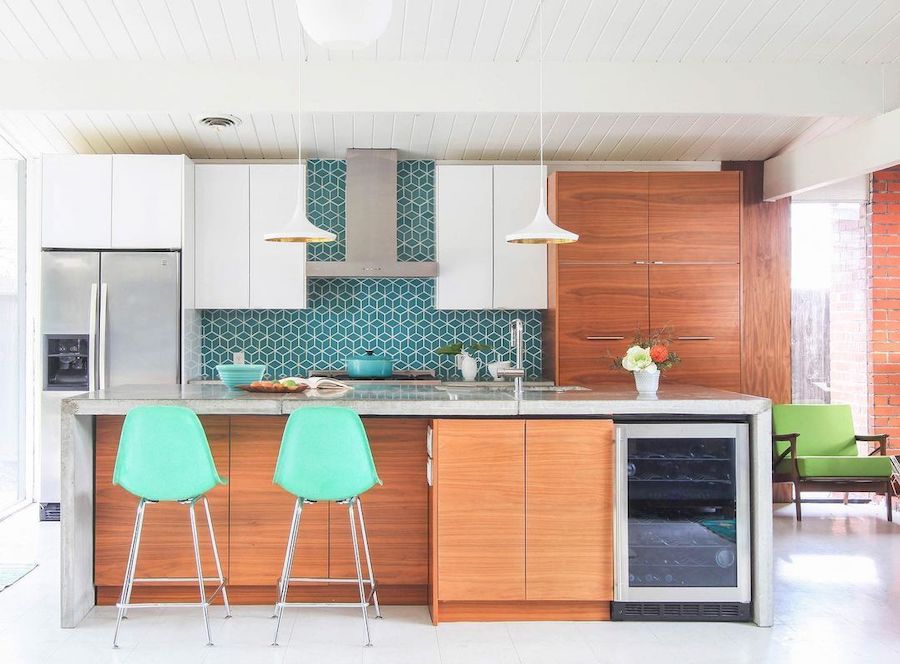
[650,344,669,363]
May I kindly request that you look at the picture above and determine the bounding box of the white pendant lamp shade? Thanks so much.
[264,204,336,243]
[297,0,392,50]
[506,197,578,245]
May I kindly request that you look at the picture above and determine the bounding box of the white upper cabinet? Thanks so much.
[435,164,548,310]
[194,164,251,309]
[42,154,186,250]
[111,155,184,249]
[435,165,494,310]
[492,166,548,309]
[194,164,308,310]
[249,164,307,309]
[41,155,113,249]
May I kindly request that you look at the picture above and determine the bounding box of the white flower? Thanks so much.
[622,346,654,372]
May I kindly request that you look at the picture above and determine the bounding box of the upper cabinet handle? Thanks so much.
[586,335,625,340]
[676,336,714,341]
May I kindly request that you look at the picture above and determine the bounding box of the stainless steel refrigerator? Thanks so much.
[40,251,180,515]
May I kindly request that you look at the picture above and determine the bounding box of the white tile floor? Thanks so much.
[0,501,898,663]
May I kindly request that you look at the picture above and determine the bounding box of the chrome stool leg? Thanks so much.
[355,497,382,619]
[272,497,304,646]
[113,499,146,648]
[348,499,373,647]
[188,500,213,646]
[202,496,231,618]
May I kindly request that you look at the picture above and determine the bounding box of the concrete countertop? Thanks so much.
[63,382,771,417]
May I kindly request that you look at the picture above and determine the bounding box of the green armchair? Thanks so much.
[772,404,894,522]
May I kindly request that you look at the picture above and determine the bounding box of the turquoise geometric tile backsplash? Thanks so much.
[200,159,543,381]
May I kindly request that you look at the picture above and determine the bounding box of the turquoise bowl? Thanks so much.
[216,364,266,389]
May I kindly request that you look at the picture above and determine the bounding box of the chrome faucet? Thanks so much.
[498,318,526,399]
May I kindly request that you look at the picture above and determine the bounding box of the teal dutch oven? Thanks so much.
[345,350,394,378]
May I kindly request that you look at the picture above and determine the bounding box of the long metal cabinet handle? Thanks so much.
[586,336,625,340]
[88,283,98,392]
[99,283,108,390]
[676,336,714,341]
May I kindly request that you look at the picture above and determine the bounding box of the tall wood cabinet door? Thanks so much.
[557,263,649,385]
[94,416,230,585]
[194,164,250,308]
[42,154,112,249]
[435,165,493,310]
[493,165,548,309]
[525,420,614,601]
[230,416,329,584]
[435,420,525,601]
[111,155,184,249]
[648,172,740,263]
[650,264,741,391]
[329,419,429,585]
[249,164,307,309]
[551,172,649,263]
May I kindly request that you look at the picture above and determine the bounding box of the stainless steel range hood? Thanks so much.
[306,149,438,278]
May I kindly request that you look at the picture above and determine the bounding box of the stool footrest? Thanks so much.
[133,577,226,583]
[276,601,372,609]
[286,577,373,585]
[117,601,214,610]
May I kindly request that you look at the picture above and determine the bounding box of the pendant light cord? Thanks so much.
[297,40,305,198]
[538,0,545,201]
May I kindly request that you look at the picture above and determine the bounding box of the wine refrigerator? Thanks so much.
[613,422,751,621]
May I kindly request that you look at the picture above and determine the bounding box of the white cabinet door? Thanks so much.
[492,166,548,309]
[249,164,307,309]
[195,165,250,309]
[111,155,184,248]
[41,155,112,248]
[435,165,493,310]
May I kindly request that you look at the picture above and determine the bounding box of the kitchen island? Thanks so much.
[60,384,773,628]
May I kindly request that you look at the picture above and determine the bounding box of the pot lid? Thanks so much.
[347,349,392,362]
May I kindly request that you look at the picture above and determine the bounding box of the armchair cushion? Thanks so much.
[775,455,893,478]
[772,404,857,457]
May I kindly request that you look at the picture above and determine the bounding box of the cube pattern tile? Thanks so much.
[397,160,435,262]
[201,159,542,381]
[201,279,542,380]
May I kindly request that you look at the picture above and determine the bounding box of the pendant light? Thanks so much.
[297,0,392,50]
[265,36,336,243]
[506,0,578,245]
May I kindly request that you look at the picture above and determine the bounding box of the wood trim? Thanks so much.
[436,601,610,622]
[96,584,427,606]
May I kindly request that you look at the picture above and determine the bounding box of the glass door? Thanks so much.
[616,423,750,603]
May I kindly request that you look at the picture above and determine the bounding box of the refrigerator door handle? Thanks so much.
[88,283,98,392]
[99,282,108,390]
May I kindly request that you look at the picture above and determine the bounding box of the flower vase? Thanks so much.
[633,370,660,395]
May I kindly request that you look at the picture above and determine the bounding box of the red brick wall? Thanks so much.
[870,166,900,453]
[830,202,870,433]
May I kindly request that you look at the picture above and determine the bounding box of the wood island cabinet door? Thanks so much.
[434,420,525,601]
[329,419,429,585]
[650,264,741,391]
[525,420,614,601]
[551,172,649,263]
[557,263,649,386]
[229,416,329,584]
[94,415,230,585]
[648,172,741,263]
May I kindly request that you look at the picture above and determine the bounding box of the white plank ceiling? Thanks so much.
[0,0,897,64]
[0,110,864,161]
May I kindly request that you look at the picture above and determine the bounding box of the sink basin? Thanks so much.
[436,384,589,394]
[523,385,590,393]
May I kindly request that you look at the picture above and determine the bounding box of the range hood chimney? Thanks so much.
[306,149,438,278]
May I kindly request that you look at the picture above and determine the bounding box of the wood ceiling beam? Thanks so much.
[0,61,896,117]
[763,106,900,200]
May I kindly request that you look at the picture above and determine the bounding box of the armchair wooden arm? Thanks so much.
[773,432,799,474]
[857,433,889,456]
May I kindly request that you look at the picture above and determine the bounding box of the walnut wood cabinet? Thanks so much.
[94,415,428,604]
[430,418,613,622]
[546,171,742,390]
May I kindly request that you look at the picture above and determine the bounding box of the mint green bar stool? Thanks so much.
[271,407,382,647]
[111,406,231,648]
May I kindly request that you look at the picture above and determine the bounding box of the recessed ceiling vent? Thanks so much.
[198,114,241,129]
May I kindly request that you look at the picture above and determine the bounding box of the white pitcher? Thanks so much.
[455,351,482,381]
